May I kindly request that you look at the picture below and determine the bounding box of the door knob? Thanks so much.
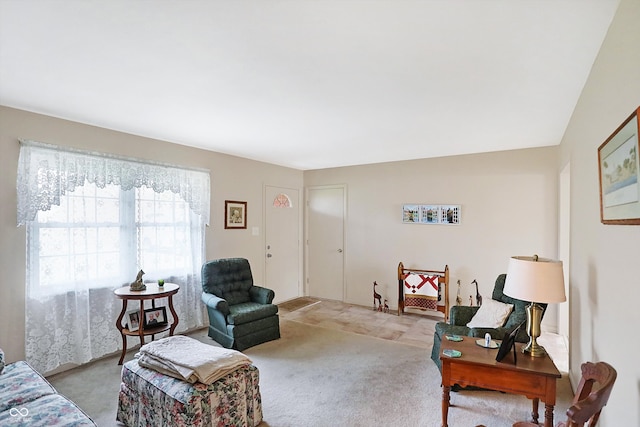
[267,253,273,258]
[337,249,343,253]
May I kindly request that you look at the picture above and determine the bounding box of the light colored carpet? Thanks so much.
[48,319,572,426]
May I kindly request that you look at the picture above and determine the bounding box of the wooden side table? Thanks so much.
[114,282,180,365]
[440,336,561,427]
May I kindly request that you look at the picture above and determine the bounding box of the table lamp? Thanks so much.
[503,255,566,357]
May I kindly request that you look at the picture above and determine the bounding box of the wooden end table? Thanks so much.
[440,336,561,427]
[114,282,179,365]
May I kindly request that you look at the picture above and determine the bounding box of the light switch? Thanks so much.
[252,226,259,236]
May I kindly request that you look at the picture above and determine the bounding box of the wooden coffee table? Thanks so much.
[440,336,561,427]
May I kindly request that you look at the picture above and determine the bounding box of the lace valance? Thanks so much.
[17,140,211,226]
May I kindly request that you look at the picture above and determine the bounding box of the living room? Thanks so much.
[1,1,639,426]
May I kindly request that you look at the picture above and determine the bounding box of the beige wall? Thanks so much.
[558,0,640,425]
[0,106,303,363]
[0,107,564,368]
[304,147,561,324]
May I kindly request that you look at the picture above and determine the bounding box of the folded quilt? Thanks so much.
[136,335,252,384]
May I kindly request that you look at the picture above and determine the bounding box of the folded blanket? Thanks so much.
[136,335,252,384]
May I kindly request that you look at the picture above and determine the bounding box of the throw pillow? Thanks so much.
[466,298,514,329]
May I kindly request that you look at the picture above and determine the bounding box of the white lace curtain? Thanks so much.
[17,140,210,374]
[17,140,210,227]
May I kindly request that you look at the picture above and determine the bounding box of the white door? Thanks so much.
[306,185,345,301]
[265,185,301,304]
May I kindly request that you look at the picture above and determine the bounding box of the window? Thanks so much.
[137,186,194,279]
[18,140,210,374]
[27,184,196,295]
[29,183,122,293]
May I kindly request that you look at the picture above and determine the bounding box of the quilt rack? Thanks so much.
[397,262,449,321]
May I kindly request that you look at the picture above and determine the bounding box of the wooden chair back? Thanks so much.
[559,361,616,427]
[513,361,616,427]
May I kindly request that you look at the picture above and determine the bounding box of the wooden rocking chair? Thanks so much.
[513,361,616,427]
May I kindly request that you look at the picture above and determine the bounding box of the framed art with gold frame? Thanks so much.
[598,106,640,225]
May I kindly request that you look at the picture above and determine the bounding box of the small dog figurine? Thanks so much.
[130,269,146,291]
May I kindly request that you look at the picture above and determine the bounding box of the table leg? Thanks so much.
[442,385,450,427]
[544,403,554,427]
[138,305,146,347]
[116,300,128,365]
[531,397,539,424]
[168,294,179,335]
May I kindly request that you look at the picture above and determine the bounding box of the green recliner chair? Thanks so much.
[201,258,280,351]
[430,273,547,371]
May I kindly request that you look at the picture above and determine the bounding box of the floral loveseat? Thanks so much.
[0,348,96,426]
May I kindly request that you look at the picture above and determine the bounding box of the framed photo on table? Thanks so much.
[225,200,247,229]
[126,310,140,332]
[598,106,640,225]
[143,307,168,329]
[496,321,525,363]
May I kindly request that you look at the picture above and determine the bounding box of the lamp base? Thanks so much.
[524,302,547,357]
[522,340,547,357]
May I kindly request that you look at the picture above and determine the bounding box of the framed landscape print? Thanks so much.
[598,106,640,225]
[225,200,247,229]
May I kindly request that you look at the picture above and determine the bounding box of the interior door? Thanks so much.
[306,185,345,301]
[265,185,301,304]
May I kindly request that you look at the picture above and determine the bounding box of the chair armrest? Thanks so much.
[250,285,275,304]
[201,292,229,315]
[449,306,480,326]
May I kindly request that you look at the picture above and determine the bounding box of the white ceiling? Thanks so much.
[0,1,620,170]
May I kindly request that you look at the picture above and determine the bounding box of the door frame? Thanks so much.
[559,162,570,363]
[304,184,347,299]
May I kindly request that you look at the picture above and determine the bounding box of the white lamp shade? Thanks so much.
[503,256,566,303]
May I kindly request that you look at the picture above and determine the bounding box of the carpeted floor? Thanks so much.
[48,311,572,427]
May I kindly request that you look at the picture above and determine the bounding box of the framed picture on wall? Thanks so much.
[403,204,461,225]
[225,200,247,229]
[440,205,461,225]
[402,204,420,223]
[420,205,440,224]
[598,106,640,225]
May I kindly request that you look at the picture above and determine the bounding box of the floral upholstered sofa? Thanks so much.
[0,348,96,426]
